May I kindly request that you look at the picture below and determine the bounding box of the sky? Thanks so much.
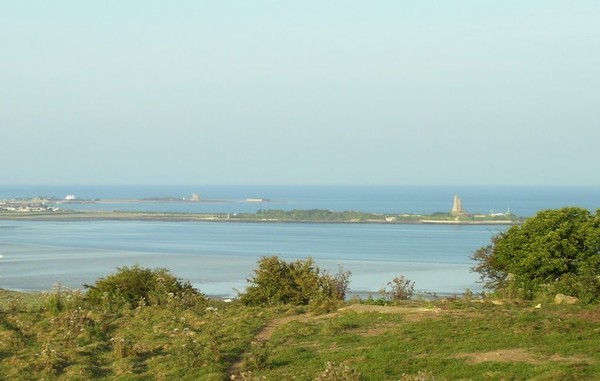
[2,1,599,186]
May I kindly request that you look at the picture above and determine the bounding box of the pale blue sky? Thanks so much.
[2,1,599,185]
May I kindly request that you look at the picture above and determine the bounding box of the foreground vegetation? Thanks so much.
[2,286,600,380]
[2,254,600,380]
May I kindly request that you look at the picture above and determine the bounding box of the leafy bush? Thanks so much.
[383,275,415,301]
[472,207,600,302]
[84,265,204,309]
[240,256,350,308]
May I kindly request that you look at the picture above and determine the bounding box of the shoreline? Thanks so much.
[0,210,522,225]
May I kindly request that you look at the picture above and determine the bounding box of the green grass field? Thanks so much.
[1,289,599,380]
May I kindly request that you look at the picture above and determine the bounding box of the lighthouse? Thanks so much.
[451,195,464,216]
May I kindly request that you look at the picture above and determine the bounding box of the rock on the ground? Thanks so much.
[554,293,579,305]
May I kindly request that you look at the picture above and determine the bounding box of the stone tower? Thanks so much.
[451,195,464,216]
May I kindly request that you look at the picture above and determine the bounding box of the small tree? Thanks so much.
[383,275,415,301]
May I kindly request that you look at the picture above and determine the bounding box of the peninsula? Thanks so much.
[0,195,523,225]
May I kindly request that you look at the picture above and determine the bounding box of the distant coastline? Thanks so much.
[0,208,523,225]
[1,185,597,219]
[0,193,526,225]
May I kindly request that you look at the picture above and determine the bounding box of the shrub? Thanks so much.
[84,265,204,310]
[240,257,350,307]
[383,275,415,301]
[320,265,351,301]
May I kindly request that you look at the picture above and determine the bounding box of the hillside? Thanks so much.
[1,289,599,380]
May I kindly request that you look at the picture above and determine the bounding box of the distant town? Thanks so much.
[0,193,203,213]
[0,198,59,213]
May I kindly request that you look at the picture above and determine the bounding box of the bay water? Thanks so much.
[0,185,598,297]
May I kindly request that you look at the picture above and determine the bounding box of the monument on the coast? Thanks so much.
[451,195,464,216]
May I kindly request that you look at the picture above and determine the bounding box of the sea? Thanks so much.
[0,185,598,298]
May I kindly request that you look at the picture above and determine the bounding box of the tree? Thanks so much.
[471,207,600,302]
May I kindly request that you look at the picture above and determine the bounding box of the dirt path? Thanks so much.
[228,312,339,377]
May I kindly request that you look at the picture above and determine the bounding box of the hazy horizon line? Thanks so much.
[2,183,599,188]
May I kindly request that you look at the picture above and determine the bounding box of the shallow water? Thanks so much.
[0,220,500,297]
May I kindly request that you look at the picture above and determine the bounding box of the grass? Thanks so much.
[254,303,600,380]
[1,289,599,380]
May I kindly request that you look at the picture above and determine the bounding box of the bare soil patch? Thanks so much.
[455,348,593,366]
[579,306,600,323]
[353,322,397,337]
[340,303,441,316]
[456,349,542,364]
[254,312,338,342]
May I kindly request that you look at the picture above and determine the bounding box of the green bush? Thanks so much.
[472,207,600,302]
[84,265,204,309]
[240,256,350,308]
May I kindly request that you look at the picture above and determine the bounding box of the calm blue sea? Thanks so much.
[0,185,598,297]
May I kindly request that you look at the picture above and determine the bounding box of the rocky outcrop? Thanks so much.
[554,293,579,305]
